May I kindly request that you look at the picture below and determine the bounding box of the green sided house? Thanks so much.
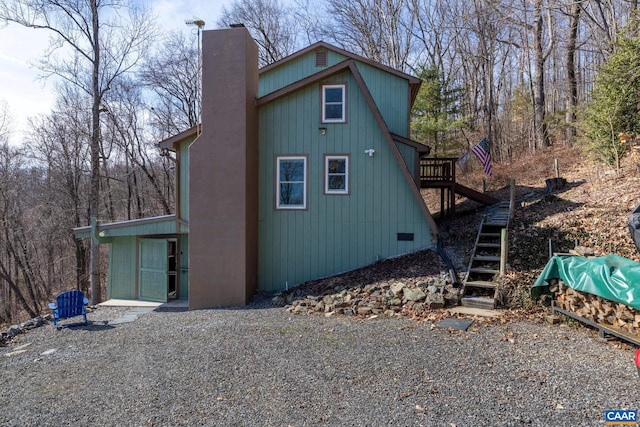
[74,27,439,309]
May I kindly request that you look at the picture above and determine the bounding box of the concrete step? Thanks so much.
[449,306,501,317]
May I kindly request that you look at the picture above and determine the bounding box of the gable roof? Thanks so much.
[257,59,438,239]
[256,59,352,107]
[259,41,421,106]
[391,133,431,157]
[72,214,181,239]
[158,125,200,151]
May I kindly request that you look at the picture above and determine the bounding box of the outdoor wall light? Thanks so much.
[319,127,327,135]
[365,148,376,157]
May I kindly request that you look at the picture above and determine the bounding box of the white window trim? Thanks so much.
[322,84,346,123]
[276,156,307,210]
[325,155,349,195]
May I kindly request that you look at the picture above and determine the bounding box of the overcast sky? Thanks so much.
[0,0,229,145]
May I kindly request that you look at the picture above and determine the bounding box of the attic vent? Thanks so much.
[397,233,414,241]
[315,50,327,67]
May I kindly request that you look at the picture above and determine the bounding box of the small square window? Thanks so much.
[325,155,349,194]
[277,156,307,209]
[322,84,345,123]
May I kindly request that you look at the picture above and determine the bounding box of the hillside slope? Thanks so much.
[490,145,640,308]
[280,144,640,316]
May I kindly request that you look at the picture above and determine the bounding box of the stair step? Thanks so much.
[473,255,501,262]
[464,280,497,289]
[479,233,501,238]
[469,267,499,274]
[484,222,507,227]
[461,296,496,310]
[476,243,501,248]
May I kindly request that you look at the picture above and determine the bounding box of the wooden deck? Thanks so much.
[420,158,498,217]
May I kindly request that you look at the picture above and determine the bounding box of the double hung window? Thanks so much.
[276,156,307,209]
[322,84,346,123]
[325,155,349,194]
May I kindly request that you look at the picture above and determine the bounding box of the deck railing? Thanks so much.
[419,157,457,184]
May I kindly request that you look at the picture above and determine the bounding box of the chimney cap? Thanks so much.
[230,23,245,28]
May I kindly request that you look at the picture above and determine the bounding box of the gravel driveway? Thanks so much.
[1,301,637,427]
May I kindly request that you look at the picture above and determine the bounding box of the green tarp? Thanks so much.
[532,254,640,310]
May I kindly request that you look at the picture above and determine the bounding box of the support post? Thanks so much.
[509,178,516,219]
[500,228,508,275]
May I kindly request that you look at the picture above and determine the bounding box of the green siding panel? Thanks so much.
[180,140,191,222]
[396,141,418,177]
[355,61,409,136]
[139,238,168,303]
[259,54,411,136]
[259,50,348,97]
[107,237,137,300]
[258,69,433,293]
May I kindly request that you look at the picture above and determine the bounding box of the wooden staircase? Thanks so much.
[460,201,512,309]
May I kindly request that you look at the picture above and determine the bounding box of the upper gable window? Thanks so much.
[322,84,346,123]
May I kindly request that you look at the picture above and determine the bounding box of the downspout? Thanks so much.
[161,147,179,233]
[437,238,460,286]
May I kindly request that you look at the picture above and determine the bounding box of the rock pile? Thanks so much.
[1,315,51,344]
[273,274,461,319]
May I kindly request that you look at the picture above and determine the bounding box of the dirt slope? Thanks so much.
[280,144,640,319]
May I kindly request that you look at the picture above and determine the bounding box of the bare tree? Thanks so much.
[101,78,174,217]
[323,0,415,70]
[217,0,299,67]
[0,0,155,304]
[564,0,582,145]
[0,100,11,143]
[409,0,461,76]
[531,0,553,147]
[490,0,554,149]
[0,143,45,319]
[28,86,92,295]
[292,0,326,46]
[141,31,200,135]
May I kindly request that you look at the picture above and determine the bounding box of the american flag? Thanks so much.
[471,137,492,176]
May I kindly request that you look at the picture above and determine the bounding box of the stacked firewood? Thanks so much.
[554,281,640,335]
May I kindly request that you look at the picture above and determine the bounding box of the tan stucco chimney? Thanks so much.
[188,27,259,309]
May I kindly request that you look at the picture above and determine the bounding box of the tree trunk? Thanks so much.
[565,1,581,146]
[89,0,102,305]
[533,0,549,148]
